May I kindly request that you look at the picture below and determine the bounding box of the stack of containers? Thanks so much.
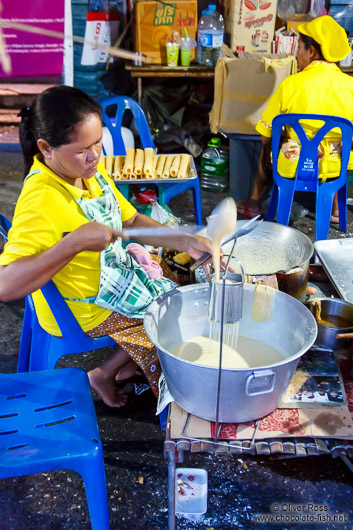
[71,0,123,100]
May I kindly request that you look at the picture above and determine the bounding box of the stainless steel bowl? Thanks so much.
[307,298,353,349]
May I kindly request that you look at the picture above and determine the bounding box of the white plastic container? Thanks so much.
[197,4,224,66]
[175,468,208,515]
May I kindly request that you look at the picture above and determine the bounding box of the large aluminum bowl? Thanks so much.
[145,283,317,423]
[222,220,313,276]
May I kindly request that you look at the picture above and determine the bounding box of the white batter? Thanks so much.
[171,335,285,369]
[208,197,237,281]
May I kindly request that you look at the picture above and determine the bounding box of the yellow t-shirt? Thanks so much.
[0,155,137,335]
[255,61,353,178]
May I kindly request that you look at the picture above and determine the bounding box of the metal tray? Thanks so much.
[314,238,353,302]
[114,155,197,184]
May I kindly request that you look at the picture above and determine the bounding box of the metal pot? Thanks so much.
[144,283,317,423]
[306,297,353,350]
[222,221,314,302]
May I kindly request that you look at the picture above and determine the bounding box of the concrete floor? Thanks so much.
[0,148,353,529]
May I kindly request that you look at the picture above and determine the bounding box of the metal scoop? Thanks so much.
[190,215,263,272]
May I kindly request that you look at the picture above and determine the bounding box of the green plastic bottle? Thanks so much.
[200,138,229,191]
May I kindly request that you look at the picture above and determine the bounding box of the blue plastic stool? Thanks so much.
[0,216,116,373]
[163,178,203,226]
[266,113,353,242]
[99,96,203,225]
[0,368,110,529]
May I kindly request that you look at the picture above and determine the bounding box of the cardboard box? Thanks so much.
[169,402,353,440]
[135,1,197,64]
[220,0,278,55]
[209,53,296,135]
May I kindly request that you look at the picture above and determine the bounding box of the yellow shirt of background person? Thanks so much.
[0,155,137,335]
[255,61,353,179]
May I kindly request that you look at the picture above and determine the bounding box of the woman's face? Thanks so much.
[296,38,314,71]
[43,113,103,182]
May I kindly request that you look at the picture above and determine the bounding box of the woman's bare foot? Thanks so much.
[115,360,139,382]
[88,367,129,408]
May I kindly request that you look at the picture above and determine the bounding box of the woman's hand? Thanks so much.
[70,222,122,252]
[184,234,213,261]
[185,234,228,276]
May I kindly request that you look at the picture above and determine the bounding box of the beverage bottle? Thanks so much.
[197,5,224,66]
[200,138,229,191]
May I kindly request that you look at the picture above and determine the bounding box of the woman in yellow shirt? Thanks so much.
[237,15,353,223]
[0,86,214,408]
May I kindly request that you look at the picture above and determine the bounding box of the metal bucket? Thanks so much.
[144,283,317,423]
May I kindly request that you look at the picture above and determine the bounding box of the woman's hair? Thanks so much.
[19,86,102,176]
[299,33,324,61]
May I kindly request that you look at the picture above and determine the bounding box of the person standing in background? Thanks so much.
[237,16,353,224]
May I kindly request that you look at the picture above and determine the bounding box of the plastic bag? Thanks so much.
[134,189,181,227]
[332,2,353,36]
[277,0,295,20]
[157,124,203,158]
[150,199,181,227]
[309,0,327,18]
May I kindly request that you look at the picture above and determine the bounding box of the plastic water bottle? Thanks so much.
[200,138,229,191]
[197,4,224,66]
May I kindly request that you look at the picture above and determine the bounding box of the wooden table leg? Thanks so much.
[137,77,142,106]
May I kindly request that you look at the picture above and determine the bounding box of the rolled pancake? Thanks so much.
[113,155,125,179]
[163,156,173,178]
[170,155,181,177]
[134,149,144,175]
[177,154,191,178]
[156,154,166,178]
[123,148,135,174]
[144,147,154,175]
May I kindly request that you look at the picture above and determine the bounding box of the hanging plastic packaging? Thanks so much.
[81,0,120,66]
[333,2,353,37]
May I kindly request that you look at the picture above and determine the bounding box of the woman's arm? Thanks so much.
[122,212,213,260]
[0,222,120,302]
[261,135,271,145]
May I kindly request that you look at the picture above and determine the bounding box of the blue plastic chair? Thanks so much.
[0,216,116,373]
[0,214,11,242]
[0,368,110,529]
[266,113,353,242]
[99,96,203,225]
